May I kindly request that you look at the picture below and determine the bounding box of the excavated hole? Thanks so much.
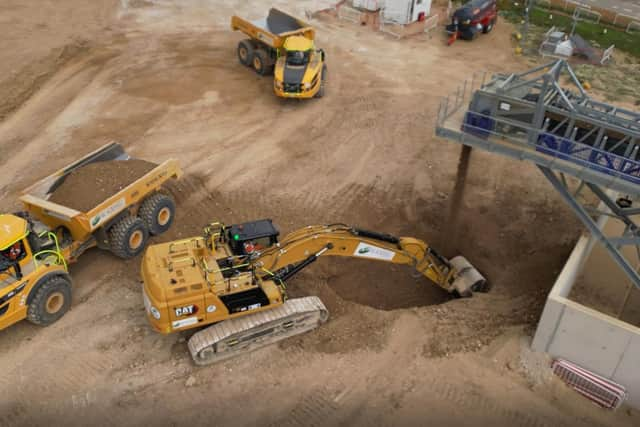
[290,258,452,311]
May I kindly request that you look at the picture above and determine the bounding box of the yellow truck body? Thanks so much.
[231,8,326,99]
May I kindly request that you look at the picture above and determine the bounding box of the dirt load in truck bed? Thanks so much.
[49,159,156,211]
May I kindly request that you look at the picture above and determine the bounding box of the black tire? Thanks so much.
[138,193,176,235]
[27,274,72,326]
[252,49,270,75]
[315,65,327,98]
[237,40,254,66]
[483,18,496,34]
[108,216,148,259]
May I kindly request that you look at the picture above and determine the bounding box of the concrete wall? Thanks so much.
[533,217,640,409]
[572,219,640,325]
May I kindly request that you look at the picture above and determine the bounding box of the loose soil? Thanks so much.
[0,1,637,426]
[49,159,156,211]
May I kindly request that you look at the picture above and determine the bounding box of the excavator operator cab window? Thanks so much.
[226,220,279,256]
[286,50,310,66]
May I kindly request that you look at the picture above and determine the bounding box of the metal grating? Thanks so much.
[551,359,627,409]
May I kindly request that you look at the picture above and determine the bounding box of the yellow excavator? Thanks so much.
[141,219,486,365]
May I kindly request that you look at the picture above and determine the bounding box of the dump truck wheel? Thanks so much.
[27,274,72,326]
[252,50,269,75]
[237,40,254,66]
[316,65,327,98]
[109,216,149,259]
[139,193,176,235]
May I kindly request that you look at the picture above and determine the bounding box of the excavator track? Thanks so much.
[187,296,328,366]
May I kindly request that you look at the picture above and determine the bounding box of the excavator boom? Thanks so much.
[253,224,484,296]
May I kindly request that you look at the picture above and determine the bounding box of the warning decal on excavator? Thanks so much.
[353,242,395,261]
[172,316,198,329]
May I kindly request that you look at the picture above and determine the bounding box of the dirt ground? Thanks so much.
[0,0,638,426]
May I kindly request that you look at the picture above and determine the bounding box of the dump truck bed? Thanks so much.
[231,8,314,49]
[20,143,182,244]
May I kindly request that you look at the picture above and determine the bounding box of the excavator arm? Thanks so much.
[252,224,486,296]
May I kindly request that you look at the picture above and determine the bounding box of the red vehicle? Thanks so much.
[446,0,498,45]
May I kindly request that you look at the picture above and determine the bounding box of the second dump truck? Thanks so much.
[0,143,182,331]
[231,8,327,98]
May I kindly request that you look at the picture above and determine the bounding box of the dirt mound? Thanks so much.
[49,159,156,211]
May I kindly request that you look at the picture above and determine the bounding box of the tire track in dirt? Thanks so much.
[28,349,118,399]
[0,403,27,427]
[420,374,601,427]
[267,388,342,427]
[0,274,124,426]
[269,315,581,427]
[1,356,121,427]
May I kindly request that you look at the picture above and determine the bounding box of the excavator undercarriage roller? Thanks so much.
[187,296,328,366]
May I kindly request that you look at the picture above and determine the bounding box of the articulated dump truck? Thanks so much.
[0,143,182,330]
[231,8,327,98]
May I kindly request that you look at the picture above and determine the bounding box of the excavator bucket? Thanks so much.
[449,256,487,297]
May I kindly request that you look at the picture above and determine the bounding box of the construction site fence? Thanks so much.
[337,4,361,24]
[536,0,640,31]
[628,21,640,34]
[437,77,640,186]
[537,26,614,64]
[379,14,440,39]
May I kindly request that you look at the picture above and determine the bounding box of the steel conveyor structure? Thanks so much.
[436,59,640,289]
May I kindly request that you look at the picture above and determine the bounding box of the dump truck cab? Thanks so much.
[0,214,69,330]
[231,8,327,99]
[0,214,32,283]
[274,36,325,98]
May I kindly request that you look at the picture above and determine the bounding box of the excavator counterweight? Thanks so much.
[141,220,486,365]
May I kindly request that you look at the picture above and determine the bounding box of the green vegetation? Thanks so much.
[496,1,640,105]
[498,2,640,57]
[573,60,640,106]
